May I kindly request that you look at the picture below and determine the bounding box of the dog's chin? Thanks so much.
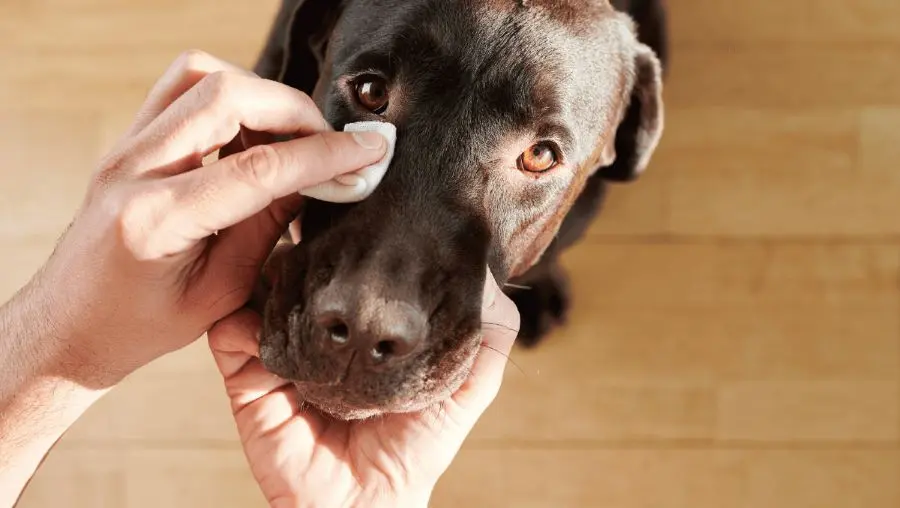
[294,384,428,420]
[287,352,476,421]
[257,327,481,421]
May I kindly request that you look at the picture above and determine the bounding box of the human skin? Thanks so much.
[0,50,519,508]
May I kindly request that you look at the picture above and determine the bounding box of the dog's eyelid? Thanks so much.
[537,138,567,165]
[346,69,391,82]
[534,124,574,158]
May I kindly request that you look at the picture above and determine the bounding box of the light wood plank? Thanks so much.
[122,449,265,508]
[666,47,900,109]
[434,449,900,508]
[0,2,279,111]
[671,0,900,44]
[4,1,900,507]
[16,450,125,508]
[585,167,669,236]
[717,381,900,442]
[469,307,899,442]
[472,241,899,442]
[662,107,900,236]
[561,242,899,308]
[0,111,100,239]
[64,367,238,444]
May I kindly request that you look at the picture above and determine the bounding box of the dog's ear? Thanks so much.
[253,0,342,94]
[596,44,664,182]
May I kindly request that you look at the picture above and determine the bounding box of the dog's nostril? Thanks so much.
[314,292,426,365]
[315,310,351,346]
[370,340,396,360]
[328,322,350,344]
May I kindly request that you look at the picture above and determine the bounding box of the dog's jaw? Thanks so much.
[288,337,479,420]
[258,241,487,421]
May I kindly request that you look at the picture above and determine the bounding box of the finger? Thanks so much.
[225,357,295,413]
[117,70,329,177]
[203,194,303,288]
[208,311,327,445]
[201,128,295,276]
[208,309,264,379]
[450,271,520,414]
[219,126,281,162]
[160,130,387,245]
[288,219,302,244]
[207,309,296,412]
[127,50,256,138]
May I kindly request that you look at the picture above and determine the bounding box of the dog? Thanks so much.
[251,0,667,420]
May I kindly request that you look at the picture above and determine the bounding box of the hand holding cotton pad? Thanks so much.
[300,121,397,203]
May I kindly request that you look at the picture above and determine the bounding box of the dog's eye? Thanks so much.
[518,143,559,173]
[355,77,389,114]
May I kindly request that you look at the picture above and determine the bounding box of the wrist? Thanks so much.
[358,487,432,508]
[0,278,61,401]
[393,489,432,508]
[5,270,129,390]
[0,279,112,507]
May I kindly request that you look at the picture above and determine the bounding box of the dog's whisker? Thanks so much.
[481,321,521,334]
[439,388,454,433]
[427,393,449,434]
[480,344,526,376]
[503,283,532,290]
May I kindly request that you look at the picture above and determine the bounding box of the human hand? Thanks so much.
[20,50,389,387]
[208,271,520,508]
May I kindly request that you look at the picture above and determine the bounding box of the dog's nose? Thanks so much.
[312,291,427,366]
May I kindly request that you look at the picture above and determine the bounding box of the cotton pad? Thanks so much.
[300,121,397,203]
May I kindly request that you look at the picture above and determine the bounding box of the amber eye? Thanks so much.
[518,143,559,173]
[354,76,389,114]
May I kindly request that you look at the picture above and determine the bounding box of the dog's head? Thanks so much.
[257,0,664,420]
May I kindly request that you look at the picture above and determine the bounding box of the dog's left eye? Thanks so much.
[518,143,559,173]
[354,76,389,115]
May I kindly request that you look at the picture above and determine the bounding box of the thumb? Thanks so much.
[207,192,303,278]
[449,268,520,416]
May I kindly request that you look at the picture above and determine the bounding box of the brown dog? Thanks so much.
[252,0,667,420]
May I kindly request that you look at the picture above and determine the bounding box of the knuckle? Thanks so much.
[114,185,175,260]
[172,49,212,75]
[199,70,240,104]
[90,168,118,194]
[93,154,125,186]
[235,144,280,188]
[91,145,136,191]
[177,48,213,69]
[314,132,339,158]
[292,89,316,111]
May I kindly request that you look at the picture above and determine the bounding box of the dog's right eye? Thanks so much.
[354,76,390,115]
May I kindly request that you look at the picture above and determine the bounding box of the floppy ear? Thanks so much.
[253,0,342,94]
[596,44,664,182]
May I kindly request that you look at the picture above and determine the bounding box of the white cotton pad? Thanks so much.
[300,121,397,203]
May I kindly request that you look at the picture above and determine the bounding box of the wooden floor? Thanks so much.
[2,1,899,507]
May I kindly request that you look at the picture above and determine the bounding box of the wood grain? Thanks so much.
[3,0,898,507]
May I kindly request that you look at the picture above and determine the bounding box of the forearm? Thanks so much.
[0,282,108,507]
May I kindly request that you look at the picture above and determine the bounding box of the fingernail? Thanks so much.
[352,131,386,149]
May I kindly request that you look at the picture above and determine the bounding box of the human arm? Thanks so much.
[0,50,388,507]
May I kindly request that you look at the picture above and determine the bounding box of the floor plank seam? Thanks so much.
[54,438,900,452]
[581,235,900,246]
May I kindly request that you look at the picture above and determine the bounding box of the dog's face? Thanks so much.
[258,0,663,420]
